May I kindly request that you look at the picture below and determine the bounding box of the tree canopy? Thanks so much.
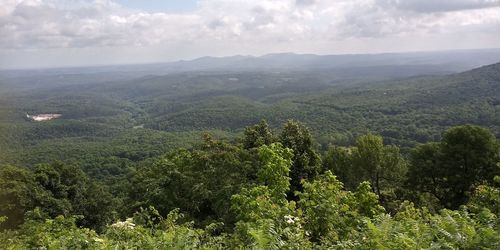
[0,122,499,248]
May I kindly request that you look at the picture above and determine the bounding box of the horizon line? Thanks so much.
[2,47,500,71]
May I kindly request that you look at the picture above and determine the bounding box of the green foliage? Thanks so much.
[324,134,407,209]
[32,162,115,231]
[440,125,499,207]
[243,119,275,149]
[0,166,37,229]
[0,61,499,248]
[125,135,256,228]
[0,162,115,231]
[230,143,309,249]
[1,120,499,248]
[406,143,443,206]
[323,146,354,188]
[279,120,321,195]
[1,63,499,175]
[408,125,499,208]
[352,134,407,200]
[257,143,293,200]
[468,176,500,216]
[298,172,384,243]
[1,207,227,249]
[2,168,499,249]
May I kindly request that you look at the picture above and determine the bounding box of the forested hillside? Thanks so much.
[1,62,498,172]
[0,59,499,248]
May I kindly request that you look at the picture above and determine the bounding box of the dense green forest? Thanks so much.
[1,63,498,174]
[0,121,499,248]
[0,60,499,248]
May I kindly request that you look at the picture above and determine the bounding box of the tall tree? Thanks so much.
[351,134,407,203]
[126,135,256,228]
[242,119,274,149]
[32,162,115,231]
[406,143,443,203]
[440,125,499,207]
[231,143,306,249]
[278,120,321,195]
[323,146,356,189]
[0,163,114,231]
[0,166,37,229]
[408,125,499,208]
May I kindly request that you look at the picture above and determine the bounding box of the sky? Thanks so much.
[114,0,198,13]
[1,0,500,69]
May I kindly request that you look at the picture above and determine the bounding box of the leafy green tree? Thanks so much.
[298,172,384,243]
[351,134,407,203]
[408,125,499,208]
[74,181,115,231]
[32,162,86,218]
[439,125,499,207]
[323,146,356,189]
[406,143,443,208]
[242,119,275,149]
[279,120,321,195]
[126,135,256,228]
[0,166,38,229]
[468,175,500,215]
[231,143,308,249]
[31,162,115,231]
[256,143,293,201]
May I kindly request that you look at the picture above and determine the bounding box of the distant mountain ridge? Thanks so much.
[154,48,500,73]
[3,48,500,77]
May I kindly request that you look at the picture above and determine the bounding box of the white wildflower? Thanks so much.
[94,237,104,243]
[111,218,136,229]
[284,215,297,224]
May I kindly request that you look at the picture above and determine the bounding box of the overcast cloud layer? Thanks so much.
[1,0,500,68]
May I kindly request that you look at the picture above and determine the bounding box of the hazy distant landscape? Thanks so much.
[1,1,499,249]
[1,49,499,169]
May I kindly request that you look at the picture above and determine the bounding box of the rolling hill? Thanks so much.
[0,57,498,176]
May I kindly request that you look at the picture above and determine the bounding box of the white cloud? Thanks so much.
[0,0,499,68]
[380,0,500,13]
